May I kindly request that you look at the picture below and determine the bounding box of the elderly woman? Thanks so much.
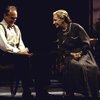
[53,9,99,98]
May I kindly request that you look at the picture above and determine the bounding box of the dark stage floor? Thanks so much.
[0,80,97,100]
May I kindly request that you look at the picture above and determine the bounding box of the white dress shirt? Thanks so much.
[0,19,28,53]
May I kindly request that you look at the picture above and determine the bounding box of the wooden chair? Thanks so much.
[90,38,98,49]
[0,52,19,97]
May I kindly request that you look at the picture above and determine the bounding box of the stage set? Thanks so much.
[0,0,100,100]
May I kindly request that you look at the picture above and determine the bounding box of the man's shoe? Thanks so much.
[22,92,33,98]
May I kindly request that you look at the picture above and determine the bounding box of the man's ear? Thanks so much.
[4,14,6,17]
[4,14,8,19]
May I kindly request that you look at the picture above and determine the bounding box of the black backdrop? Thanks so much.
[0,0,90,77]
[0,0,89,53]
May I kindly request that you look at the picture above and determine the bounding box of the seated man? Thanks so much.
[0,5,33,97]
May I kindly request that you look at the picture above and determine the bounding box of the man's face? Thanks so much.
[53,14,64,28]
[4,10,17,27]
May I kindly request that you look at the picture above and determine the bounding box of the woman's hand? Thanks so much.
[70,51,82,59]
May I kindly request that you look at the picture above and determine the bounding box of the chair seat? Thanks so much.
[90,38,98,46]
[0,64,14,70]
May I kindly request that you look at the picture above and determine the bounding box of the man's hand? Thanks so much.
[17,51,33,56]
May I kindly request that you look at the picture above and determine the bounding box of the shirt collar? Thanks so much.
[1,19,14,29]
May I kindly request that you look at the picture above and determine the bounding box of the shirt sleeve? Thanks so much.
[77,24,91,53]
[16,26,29,52]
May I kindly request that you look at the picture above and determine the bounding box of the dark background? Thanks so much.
[0,0,90,54]
[0,0,91,76]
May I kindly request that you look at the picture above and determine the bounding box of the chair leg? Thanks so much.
[10,79,20,97]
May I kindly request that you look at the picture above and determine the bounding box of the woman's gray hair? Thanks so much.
[53,9,72,23]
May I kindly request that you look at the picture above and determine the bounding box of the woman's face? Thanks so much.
[53,14,64,29]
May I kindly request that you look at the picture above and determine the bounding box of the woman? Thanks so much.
[53,9,99,98]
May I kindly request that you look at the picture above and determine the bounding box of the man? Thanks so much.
[0,6,33,97]
[52,9,99,98]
